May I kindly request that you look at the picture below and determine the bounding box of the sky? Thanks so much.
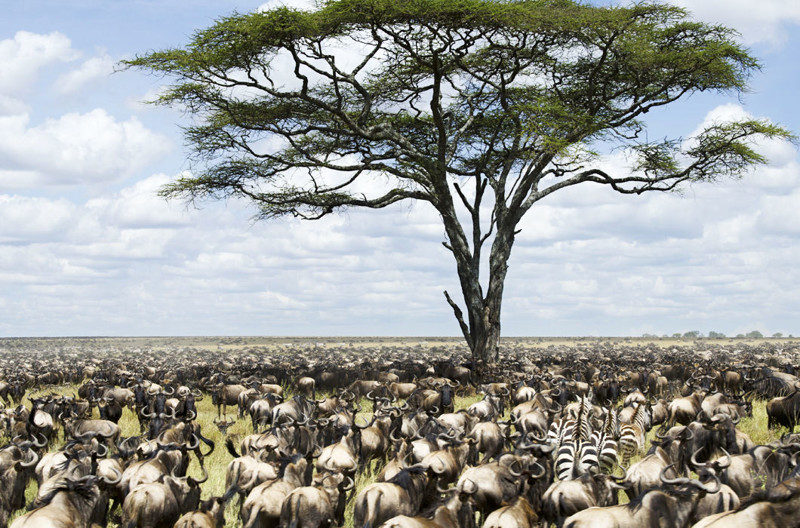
[1,0,799,339]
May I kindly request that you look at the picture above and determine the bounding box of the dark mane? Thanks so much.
[29,477,98,510]
[387,466,426,491]
[739,478,800,508]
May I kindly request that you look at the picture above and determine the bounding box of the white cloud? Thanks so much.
[0,95,29,117]
[687,103,752,138]
[668,0,800,46]
[257,0,318,12]
[55,53,115,94]
[0,109,171,187]
[0,195,76,241]
[85,173,193,228]
[0,31,79,95]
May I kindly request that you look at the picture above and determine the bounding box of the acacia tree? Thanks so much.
[127,0,790,371]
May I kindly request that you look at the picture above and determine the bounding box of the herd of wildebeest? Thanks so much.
[2,338,800,527]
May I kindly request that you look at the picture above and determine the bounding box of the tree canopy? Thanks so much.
[126,0,792,369]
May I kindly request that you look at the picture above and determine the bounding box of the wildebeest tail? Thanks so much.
[226,436,241,458]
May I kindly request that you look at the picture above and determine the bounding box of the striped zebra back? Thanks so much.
[579,441,600,474]
[590,429,618,473]
[548,417,574,448]
[556,440,578,480]
[601,405,620,440]
[556,438,601,480]
[618,402,648,466]
[573,395,593,443]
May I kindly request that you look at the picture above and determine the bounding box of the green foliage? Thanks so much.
[124,0,792,220]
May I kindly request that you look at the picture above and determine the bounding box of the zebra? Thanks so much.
[590,408,619,473]
[548,395,593,447]
[554,395,599,480]
[618,402,651,466]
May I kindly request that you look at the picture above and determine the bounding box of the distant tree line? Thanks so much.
[641,330,793,339]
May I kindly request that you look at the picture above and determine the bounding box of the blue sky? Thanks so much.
[1,0,799,338]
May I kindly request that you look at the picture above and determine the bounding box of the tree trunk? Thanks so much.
[445,228,513,382]
[469,308,502,380]
[438,193,514,382]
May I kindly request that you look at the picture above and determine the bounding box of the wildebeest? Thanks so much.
[766,384,800,430]
[279,472,353,528]
[563,468,721,528]
[121,466,208,528]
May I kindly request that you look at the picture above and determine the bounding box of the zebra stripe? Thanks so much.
[556,441,578,480]
[618,403,649,465]
[579,442,599,473]
[590,430,618,473]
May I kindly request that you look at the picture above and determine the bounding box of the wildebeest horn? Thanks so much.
[102,466,123,486]
[526,430,548,443]
[32,431,48,448]
[19,448,39,468]
[341,475,355,492]
[660,464,690,486]
[163,386,175,396]
[97,427,116,439]
[691,472,721,493]
[390,428,403,443]
[461,478,477,495]
[713,449,732,470]
[508,458,523,477]
[610,463,628,482]
[655,425,670,440]
[528,461,546,479]
[354,415,376,430]
[436,480,452,493]
[190,465,209,486]
[681,427,694,441]
[690,447,708,469]
[186,434,199,451]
